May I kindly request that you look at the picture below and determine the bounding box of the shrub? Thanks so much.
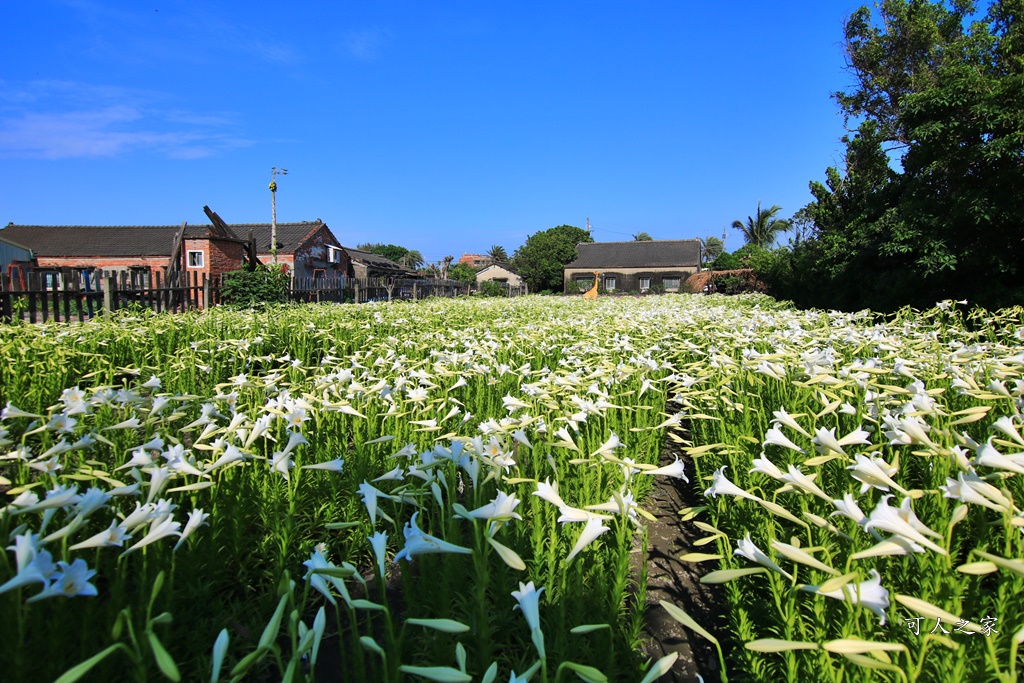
[479,280,506,297]
[220,265,290,307]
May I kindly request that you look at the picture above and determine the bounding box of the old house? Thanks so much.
[563,239,701,293]
[476,263,524,289]
[0,218,347,283]
[342,248,418,279]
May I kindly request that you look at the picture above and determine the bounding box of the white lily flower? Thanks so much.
[641,457,689,481]
[811,427,848,457]
[565,516,611,562]
[467,490,522,522]
[847,453,903,494]
[511,581,545,633]
[974,439,1024,475]
[533,478,567,508]
[703,466,759,501]
[780,465,832,502]
[25,558,98,603]
[762,427,804,453]
[801,568,890,624]
[122,515,181,555]
[372,465,404,482]
[369,531,388,578]
[831,493,867,525]
[749,453,785,480]
[862,496,946,555]
[771,409,811,437]
[590,432,621,458]
[734,533,793,580]
[940,471,1013,513]
[990,416,1024,447]
[394,512,472,562]
[174,508,210,550]
[69,520,132,551]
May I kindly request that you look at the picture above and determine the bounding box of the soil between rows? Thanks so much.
[634,439,727,683]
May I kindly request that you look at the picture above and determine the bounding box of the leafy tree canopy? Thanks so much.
[511,225,593,293]
[448,262,477,286]
[632,232,653,241]
[369,244,410,264]
[773,0,1024,311]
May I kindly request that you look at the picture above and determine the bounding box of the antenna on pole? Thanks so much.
[586,217,591,234]
[270,166,288,265]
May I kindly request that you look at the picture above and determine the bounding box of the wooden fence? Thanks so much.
[0,270,471,324]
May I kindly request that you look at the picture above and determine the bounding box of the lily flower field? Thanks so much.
[0,295,1022,682]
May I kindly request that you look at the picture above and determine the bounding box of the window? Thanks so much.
[663,277,680,291]
[639,277,651,291]
[604,276,616,291]
[576,277,593,288]
[327,246,342,263]
[130,267,151,288]
[187,250,204,268]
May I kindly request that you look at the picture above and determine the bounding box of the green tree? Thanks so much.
[701,236,724,264]
[400,249,424,270]
[486,245,508,262]
[370,244,409,264]
[448,262,477,286]
[784,0,1024,311]
[511,224,593,293]
[632,231,653,241]
[731,202,790,249]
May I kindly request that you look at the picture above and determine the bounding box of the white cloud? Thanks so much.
[0,80,251,160]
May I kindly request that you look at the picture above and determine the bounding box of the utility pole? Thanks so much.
[586,217,591,235]
[270,166,288,264]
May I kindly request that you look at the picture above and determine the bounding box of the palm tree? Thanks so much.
[632,231,653,241]
[486,245,508,263]
[439,255,454,280]
[400,249,424,270]
[732,202,790,249]
[701,236,724,264]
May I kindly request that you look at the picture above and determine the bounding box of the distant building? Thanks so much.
[563,240,701,293]
[458,253,492,269]
[476,263,524,289]
[341,247,418,279]
[0,218,346,282]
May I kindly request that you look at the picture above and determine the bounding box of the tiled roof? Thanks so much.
[0,221,330,258]
[564,240,701,269]
[341,247,417,275]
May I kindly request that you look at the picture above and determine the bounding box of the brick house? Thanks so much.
[458,253,492,269]
[563,239,701,293]
[0,219,347,284]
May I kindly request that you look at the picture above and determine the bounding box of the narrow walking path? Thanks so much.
[634,440,726,683]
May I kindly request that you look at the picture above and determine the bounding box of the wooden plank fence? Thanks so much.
[1,270,471,324]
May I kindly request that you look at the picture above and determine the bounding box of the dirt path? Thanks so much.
[634,440,727,683]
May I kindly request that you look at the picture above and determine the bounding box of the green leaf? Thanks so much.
[398,665,472,682]
[54,644,128,683]
[659,600,718,646]
[557,661,608,683]
[487,536,526,570]
[639,652,679,683]
[700,568,767,584]
[570,624,611,634]
[258,594,289,649]
[406,618,471,633]
[147,631,181,682]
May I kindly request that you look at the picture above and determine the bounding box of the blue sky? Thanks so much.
[2,0,863,264]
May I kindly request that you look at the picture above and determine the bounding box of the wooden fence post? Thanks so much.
[203,275,212,309]
[354,280,361,304]
[103,276,116,313]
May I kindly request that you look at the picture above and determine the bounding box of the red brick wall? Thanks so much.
[184,237,244,280]
[36,256,169,271]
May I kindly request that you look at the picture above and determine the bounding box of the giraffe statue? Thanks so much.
[583,271,600,300]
